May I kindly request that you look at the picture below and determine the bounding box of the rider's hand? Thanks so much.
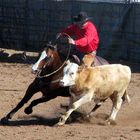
[68,38,75,45]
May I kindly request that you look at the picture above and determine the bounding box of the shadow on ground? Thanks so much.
[0,50,38,64]
[0,111,110,127]
[0,115,59,127]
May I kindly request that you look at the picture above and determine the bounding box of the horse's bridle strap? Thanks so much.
[37,60,67,78]
[50,78,62,84]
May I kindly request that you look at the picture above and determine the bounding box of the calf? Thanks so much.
[57,62,131,126]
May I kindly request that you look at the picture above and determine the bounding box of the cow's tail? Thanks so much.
[122,90,131,103]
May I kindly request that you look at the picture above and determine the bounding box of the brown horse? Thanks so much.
[1,45,109,124]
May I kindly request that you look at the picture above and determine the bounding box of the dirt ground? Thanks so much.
[0,49,140,140]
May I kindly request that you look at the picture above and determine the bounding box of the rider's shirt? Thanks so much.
[62,21,99,53]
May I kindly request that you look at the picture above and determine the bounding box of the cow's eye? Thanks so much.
[70,72,74,76]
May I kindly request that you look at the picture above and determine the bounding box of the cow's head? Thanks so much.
[60,61,79,87]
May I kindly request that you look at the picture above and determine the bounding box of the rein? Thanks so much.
[37,33,72,79]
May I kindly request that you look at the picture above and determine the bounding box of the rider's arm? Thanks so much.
[75,23,99,47]
[61,24,76,36]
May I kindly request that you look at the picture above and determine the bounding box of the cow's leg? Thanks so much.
[86,98,107,117]
[122,90,131,103]
[1,81,39,123]
[66,94,76,110]
[60,95,75,110]
[57,92,93,126]
[108,94,123,124]
[86,103,102,117]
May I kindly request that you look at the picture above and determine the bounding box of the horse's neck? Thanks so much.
[52,53,63,70]
[51,54,63,79]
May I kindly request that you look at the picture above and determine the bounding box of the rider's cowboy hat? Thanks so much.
[73,11,91,23]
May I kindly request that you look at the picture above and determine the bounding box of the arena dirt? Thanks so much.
[0,50,140,140]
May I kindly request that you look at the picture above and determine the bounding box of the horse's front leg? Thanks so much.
[1,80,40,124]
[24,96,49,114]
[24,89,58,114]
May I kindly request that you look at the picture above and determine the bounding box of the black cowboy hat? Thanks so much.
[73,11,91,23]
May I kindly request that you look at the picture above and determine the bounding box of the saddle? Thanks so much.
[71,54,109,67]
[71,53,95,67]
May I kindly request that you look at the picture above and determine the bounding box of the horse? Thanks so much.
[1,44,109,124]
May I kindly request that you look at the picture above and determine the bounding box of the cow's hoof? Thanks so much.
[24,107,33,115]
[1,117,9,124]
[60,104,68,110]
[55,122,65,127]
[86,114,91,118]
[106,119,117,125]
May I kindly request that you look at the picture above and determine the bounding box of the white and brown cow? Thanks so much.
[57,62,131,126]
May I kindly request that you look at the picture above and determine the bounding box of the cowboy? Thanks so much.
[57,11,99,66]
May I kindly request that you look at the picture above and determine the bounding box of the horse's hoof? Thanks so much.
[1,117,9,124]
[24,107,33,115]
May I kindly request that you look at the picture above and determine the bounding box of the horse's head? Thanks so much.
[32,45,59,75]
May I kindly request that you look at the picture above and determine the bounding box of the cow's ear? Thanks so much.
[65,60,70,65]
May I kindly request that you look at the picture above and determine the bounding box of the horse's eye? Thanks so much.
[44,56,51,61]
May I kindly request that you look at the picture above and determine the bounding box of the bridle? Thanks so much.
[36,32,72,79]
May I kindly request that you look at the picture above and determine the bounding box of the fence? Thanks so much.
[0,0,140,62]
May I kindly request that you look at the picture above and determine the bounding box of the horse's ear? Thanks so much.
[53,45,57,51]
[46,41,57,51]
